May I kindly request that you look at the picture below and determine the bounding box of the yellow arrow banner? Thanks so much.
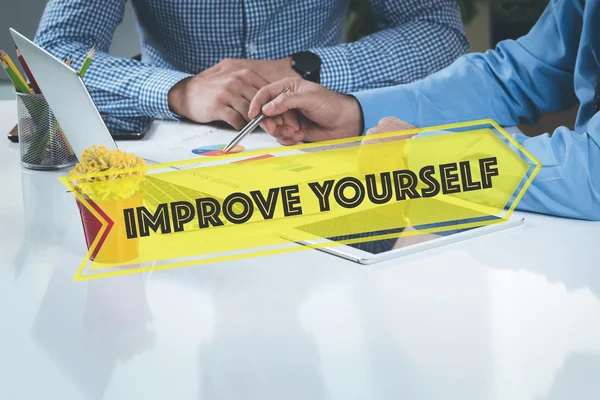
[61,120,540,281]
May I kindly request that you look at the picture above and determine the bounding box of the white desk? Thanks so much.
[1,99,599,400]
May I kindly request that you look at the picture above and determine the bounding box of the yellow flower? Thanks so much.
[70,145,147,201]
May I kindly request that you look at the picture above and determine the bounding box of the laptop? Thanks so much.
[11,28,123,158]
[9,30,219,208]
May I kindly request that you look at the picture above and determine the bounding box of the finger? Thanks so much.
[366,127,380,136]
[292,131,305,143]
[377,125,416,138]
[238,81,261,104]
[276,130,304,145]
[219,72,263,104]
[226,95,252,124]
[218,72,268,112]
[367,122,396,136]
[276,136,300,146]
[217,106,246,130]
[378,117,416,132]
[258,115,284,131]
[236,69,270,98]
[260,118,280,134]
[272,125,297,139]
[199,64,220,77]
[280,110,300,131]
[260,111,298,131]
[269,125,294,141]
[202,58,241,77]
[366,121,408,136]
[378,117,402,125]
[261,91,314,118]
[248,78,303,119]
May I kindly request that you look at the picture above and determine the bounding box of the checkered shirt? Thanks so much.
[35,0,468,132]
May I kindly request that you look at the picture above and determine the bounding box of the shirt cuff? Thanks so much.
[351,85,418,134]
[309,46,353,93]
[138,69,193,120]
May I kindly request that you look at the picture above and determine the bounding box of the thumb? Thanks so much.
[249,78,306,119]
[261,91,314,118]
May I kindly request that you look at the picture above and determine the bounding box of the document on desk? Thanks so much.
[117,121,281,165]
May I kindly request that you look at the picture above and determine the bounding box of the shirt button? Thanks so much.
[246,43,257,54]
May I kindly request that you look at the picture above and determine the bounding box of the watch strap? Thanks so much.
[291,51,321,83]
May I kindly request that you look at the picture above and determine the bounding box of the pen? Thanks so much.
[223,88,290,153]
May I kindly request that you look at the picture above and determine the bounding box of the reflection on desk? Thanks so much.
[1,100,600,400]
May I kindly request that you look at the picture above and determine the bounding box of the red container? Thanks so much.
[76,195,142,264]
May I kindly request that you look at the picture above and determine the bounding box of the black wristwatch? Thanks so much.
[291,51,321,83]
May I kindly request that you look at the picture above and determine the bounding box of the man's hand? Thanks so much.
[366,117,416,136]
[200,58,300,84]
[248,78,364,145]
[168,69,270,130]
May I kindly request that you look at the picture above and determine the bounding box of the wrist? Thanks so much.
[343,94,364,138]
[138,69,193,120]
[282,57,302,79]
[167,77,192,117]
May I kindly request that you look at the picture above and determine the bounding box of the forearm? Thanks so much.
[353,0,579,130]
[354,37,578,131]
[34,0,192,121]
[309,0,468,93]
[35,38,192,120]
[353,55,518,130]
[502,121,600,221]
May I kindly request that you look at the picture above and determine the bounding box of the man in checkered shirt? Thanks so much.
[34,0,468,132]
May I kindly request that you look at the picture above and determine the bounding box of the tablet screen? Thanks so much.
[294,204,502,256]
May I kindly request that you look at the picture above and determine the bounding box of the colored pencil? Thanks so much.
[0,49,31,94]
[0,55,16,90]
[65,56,73,67]
[0,55,31,94]
[15,47,41,93]
[78,45,95,77]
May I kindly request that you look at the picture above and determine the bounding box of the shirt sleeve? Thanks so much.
[353,0,600,220]
[500,117,600,221]
[309,0,469,93]
[34,0,193,125]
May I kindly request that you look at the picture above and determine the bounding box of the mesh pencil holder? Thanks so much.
[16,91,78,170]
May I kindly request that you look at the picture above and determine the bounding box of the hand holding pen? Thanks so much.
[247,78,364,146]
[223,88,290,152]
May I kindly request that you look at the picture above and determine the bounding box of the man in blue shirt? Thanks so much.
[248,0,600,220]
[33,0,467,131]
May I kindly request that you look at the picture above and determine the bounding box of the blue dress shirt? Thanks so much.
[354,0,600,220]
[33,0,467,131]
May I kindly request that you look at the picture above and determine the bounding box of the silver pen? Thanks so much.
[223,88,290,153]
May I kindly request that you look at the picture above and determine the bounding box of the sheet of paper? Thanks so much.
[117,120,281,164]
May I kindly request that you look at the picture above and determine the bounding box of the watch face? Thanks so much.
[292,51,321,82]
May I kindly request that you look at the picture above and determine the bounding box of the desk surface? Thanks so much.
[1,100,599,400]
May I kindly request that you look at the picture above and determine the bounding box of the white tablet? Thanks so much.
[283,202,524,264]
